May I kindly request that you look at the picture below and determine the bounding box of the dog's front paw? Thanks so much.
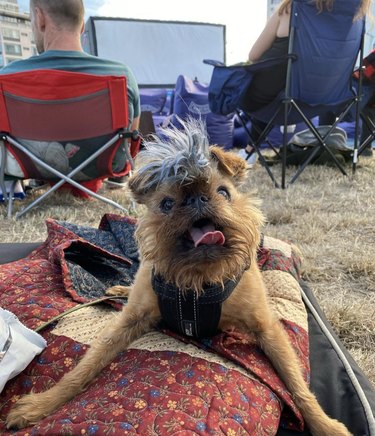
[105,285,131,297]
[6,393,51,429]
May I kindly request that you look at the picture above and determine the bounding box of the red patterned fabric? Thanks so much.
[0,216,309,435]
[353,50,375,107]
[257,244,302,282]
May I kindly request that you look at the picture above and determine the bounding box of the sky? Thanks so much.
[18,0,268,64]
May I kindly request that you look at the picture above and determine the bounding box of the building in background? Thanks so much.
[267,0,375,54]
[267,0,280,17]
[0,0,36,68]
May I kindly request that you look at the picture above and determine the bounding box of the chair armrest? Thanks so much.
[204,55,296,72]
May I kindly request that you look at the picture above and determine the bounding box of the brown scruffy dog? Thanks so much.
[7,121,350,435]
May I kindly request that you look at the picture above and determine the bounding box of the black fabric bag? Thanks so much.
[205,57,289,115]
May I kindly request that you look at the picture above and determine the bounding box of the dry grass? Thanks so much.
[1,157,374,386]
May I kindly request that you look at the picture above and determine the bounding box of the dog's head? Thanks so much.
[129,119,264,291]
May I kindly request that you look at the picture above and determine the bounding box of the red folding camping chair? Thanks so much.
[0,69,140,218]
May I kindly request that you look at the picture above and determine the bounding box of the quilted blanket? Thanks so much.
[0,214,308,436]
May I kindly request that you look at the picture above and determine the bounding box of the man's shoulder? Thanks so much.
[0,51,131,77]
[81,53,128,70]
[0,55,40,74]
[85,53,133,71]
[75,53,137,84]
[49,50,132,77]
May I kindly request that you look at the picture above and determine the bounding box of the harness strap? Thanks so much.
[152,272,241,338]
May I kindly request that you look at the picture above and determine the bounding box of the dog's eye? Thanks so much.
[160,197,175,213]
[217,187,231,200]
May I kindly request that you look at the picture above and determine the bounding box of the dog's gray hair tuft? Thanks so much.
[134,118,211,190]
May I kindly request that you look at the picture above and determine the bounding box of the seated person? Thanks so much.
[241,0,371,155]
[0,0,141,188]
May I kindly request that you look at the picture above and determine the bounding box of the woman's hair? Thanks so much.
[278,0,371,19]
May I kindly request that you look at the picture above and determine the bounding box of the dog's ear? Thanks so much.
[210,146,247,184]
[128,172,150,205]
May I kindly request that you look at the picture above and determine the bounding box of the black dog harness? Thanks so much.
[152,271,244,338]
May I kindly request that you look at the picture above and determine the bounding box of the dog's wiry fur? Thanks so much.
[7,120,350,435]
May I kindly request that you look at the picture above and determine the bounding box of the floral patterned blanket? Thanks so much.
[0,214,308,436]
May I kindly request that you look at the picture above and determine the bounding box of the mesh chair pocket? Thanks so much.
[4,90,113,141]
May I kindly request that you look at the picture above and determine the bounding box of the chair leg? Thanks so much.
[0,141,15,218]
[4,134,131,219]
[357,108,375,162]
[16,183,129,219]
[236,111,280,188]
[7,180,16,219]
[285,103,349,186]
[0,181,17,219]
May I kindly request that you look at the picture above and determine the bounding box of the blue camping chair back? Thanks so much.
[289,0,364,107]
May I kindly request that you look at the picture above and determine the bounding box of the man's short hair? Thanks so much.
[30,0,84,29]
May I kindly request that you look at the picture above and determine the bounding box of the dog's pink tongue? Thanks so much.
[190,224,225,247]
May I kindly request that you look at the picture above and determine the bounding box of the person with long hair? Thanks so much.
[241,0,372,155]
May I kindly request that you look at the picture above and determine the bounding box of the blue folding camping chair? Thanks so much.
[206,0,366,188]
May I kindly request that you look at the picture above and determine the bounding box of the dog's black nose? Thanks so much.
[185,194,209,208]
